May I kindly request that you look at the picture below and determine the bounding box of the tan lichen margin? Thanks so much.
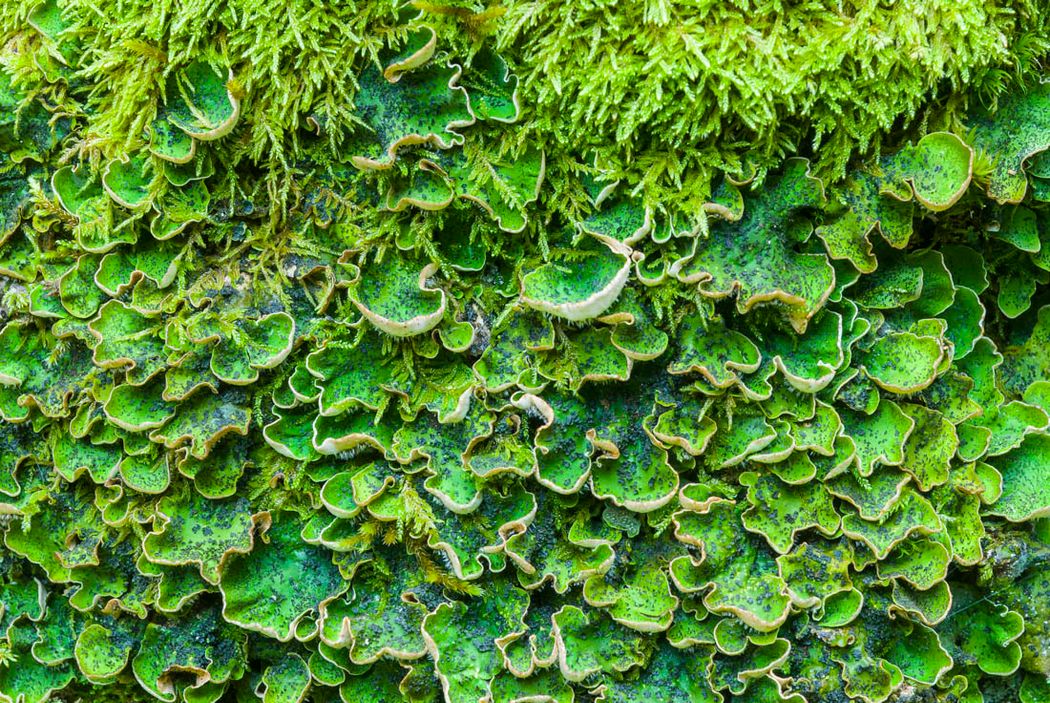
[549,607,591,684]
[458,150,547,235]
[195,311,297,386]
[421,601,528,703]
[383,26,438,83]
[352,262,447,337]
[581,178,654,246]
[316,597,429,664]
[142,510,271,586]
[149,131,196,164]
[476,48,524,126]
[677,483,731,515]
[217,516,346,643]
[582,576,680,634]
[257,314,300,370]
[424,475,482,516]
[887,582,952,626]
[669,503,794,633]
[148,396,250,459]
[773,311,845,393]
[520,235,640,322]
[587,428,679,513]
[426,494,538,581]
[310,415,391,457]
[384,159,456,213]
[549,606,643,684]
[180,67,242,142]
[667,558,792,632]
[131,659,209,703]
[511,392,590,496]
[884,131,974,212]
[350,61,477,171]
[94,252,180,297]
[496,625,559,679]
[50,165,89,219]
[101,157,151,210]
[841,508,944,561]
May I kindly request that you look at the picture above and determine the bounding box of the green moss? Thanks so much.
[497,0,1049,208]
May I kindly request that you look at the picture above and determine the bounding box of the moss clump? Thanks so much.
[496,0,1049,204]
[4,0,1047,215]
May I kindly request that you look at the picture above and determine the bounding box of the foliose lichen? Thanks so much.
[1,2,1049,703]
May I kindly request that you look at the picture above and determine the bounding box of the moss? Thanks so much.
[496,0,1050,208]
[3,0,1046,218]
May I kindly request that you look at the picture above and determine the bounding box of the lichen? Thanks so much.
[1,3,1050,703]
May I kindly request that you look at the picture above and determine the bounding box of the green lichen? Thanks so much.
[1,3,1050,703]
